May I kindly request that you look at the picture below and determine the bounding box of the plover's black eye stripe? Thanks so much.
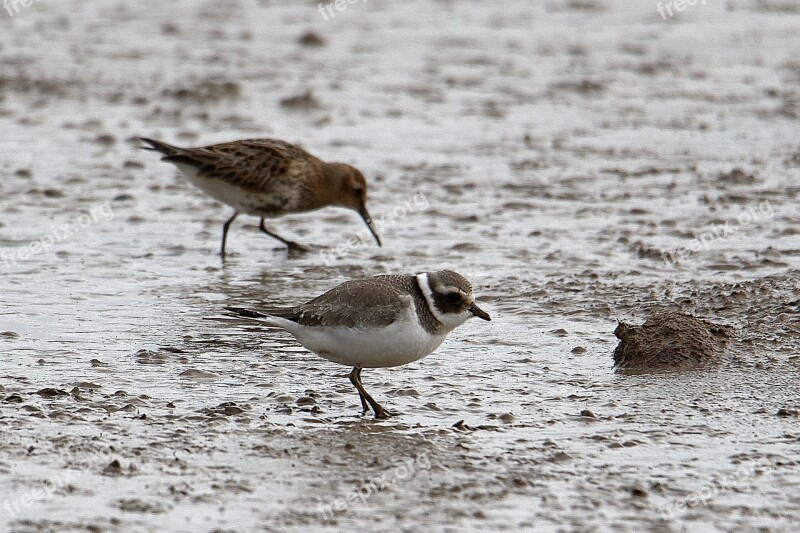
[446,292,461,304]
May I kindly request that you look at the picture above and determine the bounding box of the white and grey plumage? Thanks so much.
[226,270,491,419]
[139,137,381,258]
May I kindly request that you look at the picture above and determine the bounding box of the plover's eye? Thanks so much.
[446,292,461,304]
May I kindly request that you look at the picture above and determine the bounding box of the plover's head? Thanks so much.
[325,163,381,247]
[417,270,491,330]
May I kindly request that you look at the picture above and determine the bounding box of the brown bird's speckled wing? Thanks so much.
[164,139,324,193]
[273,275,418,328]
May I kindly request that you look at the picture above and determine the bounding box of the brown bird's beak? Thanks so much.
[358,204,382,247]
[469,302,491,321]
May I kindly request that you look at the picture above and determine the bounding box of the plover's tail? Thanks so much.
[225,306,269,319]
[139,137,183,156]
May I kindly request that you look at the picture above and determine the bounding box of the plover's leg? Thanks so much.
[258,219,310,254]
[350,367,389,419]
[349,367,369,414]
[220,211,239,258]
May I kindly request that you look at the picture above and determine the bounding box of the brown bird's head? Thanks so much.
[326,163,382,247]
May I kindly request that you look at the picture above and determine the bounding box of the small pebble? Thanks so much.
[104,460,123,475]
[296,396,316,406]
[499,413,515,424]
[298,31,326,47]
[37,388,68,398]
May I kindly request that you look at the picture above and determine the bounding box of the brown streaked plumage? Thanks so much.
[225,270,492,419]
[139,137,381,258]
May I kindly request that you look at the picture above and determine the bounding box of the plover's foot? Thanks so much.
[371,406,393,419]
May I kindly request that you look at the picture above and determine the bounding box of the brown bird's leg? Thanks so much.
[220,211,239,258]
[348,366,389,419]
[349,367,369,414]
[258,219,310,254]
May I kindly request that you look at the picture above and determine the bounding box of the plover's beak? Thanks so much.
[358,204,382,247]
[469,302,491,321]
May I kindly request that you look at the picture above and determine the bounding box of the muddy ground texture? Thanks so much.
[1,1,800,532]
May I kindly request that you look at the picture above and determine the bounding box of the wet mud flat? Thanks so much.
[2,0,800,531]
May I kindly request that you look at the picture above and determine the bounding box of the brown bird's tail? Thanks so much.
[139,137,183,157]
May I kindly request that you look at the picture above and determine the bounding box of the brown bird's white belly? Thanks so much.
[175,163,300,217]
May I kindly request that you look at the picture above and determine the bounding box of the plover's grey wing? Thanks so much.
[224,283,404,328]
[291,279,409,328]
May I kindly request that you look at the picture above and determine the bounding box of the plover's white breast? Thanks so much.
[265,297,448,368]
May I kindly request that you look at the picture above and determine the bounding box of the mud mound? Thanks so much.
[613,312,731,371]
